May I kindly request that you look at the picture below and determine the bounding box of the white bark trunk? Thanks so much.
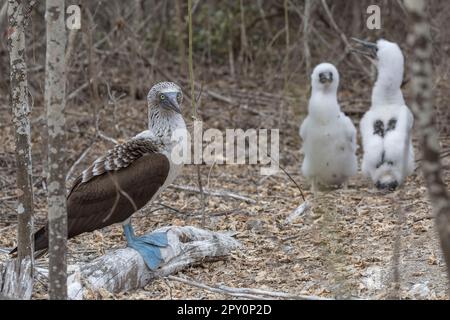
[45,0,68,300]
[404,0,450,290]
[8,0,35,266]
[64,226,240,300]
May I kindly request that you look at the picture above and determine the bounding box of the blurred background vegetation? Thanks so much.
[0,0,449,147]
[0,1,448,103]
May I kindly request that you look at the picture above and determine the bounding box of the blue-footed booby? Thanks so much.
[11,82,187,270]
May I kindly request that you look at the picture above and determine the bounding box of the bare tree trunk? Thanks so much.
[128,0,144,100]
[404,0,450,291]
[283,0,290,88]
[187,0,195,116]
[83,7,100,106]
[256,0,272,37]
[45,0,68,300]
[238,0,250,75]
[175,0,186,73]
[205,2,212,65]
[280,0,290,126]
[8,0,35,266]
[303,0,312,76]
[227,5,236,80]
[187,0,206,228]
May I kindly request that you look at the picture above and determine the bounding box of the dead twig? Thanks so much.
[204,88,237,105]
[0,195,18,201]
[320,0,371,76]
[94,101,119,145]
[413,215,433,223]
[171,184,256,204]
[167,275,331,300]
[65,139,96,183]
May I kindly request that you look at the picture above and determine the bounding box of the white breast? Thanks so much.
[153,115,188,198]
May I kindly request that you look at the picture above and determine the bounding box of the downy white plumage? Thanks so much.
[300,63,357,191]
[355,39,415,191]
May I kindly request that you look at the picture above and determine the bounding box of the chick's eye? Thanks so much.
[160,94,165,100]
[177,93,182,102]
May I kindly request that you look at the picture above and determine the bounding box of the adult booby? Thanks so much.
[300,63,358,191]
[353,38,415,191]
[11,82,187,270]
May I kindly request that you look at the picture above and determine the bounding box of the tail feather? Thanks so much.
[33,226,49,251]
[9,226,49,255]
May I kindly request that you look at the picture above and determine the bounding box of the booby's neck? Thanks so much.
[371,67,405,108]
[309,89,341,121]
[147,105,187,180]
[148,107,186,143]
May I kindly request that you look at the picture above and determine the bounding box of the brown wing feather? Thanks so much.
[32,139,169,252]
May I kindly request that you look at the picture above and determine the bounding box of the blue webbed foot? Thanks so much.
[123,223,168,270]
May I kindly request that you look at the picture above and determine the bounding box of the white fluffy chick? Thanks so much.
[353,38,414,191]
[300,63,357,192]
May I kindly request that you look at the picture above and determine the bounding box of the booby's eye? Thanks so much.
[176,93,182,102]
[159,94,165,101]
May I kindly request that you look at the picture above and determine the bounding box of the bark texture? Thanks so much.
[404,0,450,290]
[45,0,68,300]
[8,0,34,265]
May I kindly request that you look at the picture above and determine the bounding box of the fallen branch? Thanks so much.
[167,275,330,300]
[65,226,240,299]
[171,185,256,204]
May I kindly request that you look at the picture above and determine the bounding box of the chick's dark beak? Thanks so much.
[161,92,181,114]
[351,37,378,59]
[319,72,333,84]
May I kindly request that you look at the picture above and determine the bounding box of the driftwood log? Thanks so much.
[0,258,33,300]
[66,226,240,300]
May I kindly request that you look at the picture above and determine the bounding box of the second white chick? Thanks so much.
[354,39,415,191]
[300,63,357,192]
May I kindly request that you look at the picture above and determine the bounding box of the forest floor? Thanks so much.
[0,76,449,300]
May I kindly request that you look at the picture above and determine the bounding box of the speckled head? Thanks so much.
[147,82,183,114]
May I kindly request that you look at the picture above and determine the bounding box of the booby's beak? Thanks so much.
[319,72,333,84]
[351,37,378,59]
[160,92,181,114]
